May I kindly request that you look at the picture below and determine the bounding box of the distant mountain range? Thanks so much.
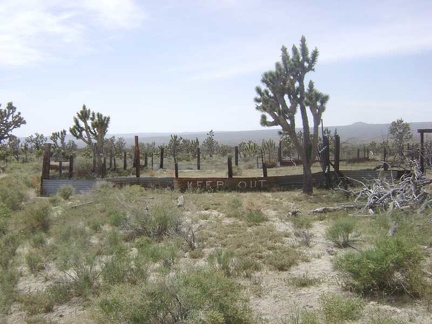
[110,121,432,147]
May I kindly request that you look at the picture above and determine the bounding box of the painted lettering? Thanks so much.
[250,180,257,188]
[258,180,266,188]
[187,181,193,189]
[206,181,212,189]
[196,181,203,188]
[216,180,224,189]
[237,181,247,189]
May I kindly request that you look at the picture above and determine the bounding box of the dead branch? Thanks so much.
[311,205,359,213]
[339,160,432,213]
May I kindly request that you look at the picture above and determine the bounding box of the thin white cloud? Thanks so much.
[0,0,146,67]
[172,1,432,81]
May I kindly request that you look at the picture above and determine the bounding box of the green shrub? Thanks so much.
[18,292,54,315]
[139,241,180,268]
[57,185,74,200]
[291,214,313,229]
[26,251,45,274]
[320,293,364,323]
[102,252,148,286]
[0,176,26,210]
[18,200,51,234]
[127,203,181,241]
[287,273,321,288]
[96,267,252,323]
[0,232,20,270]
[325,217,357,248]
[334,236,424,295]
[265,248,301,271]
[208,248,237,277]
[0,267,19,314]
[225,196,244,218]
[245,209,268,224]
[108,210,127,227]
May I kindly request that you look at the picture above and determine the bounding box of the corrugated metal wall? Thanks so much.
[41,170,398,195]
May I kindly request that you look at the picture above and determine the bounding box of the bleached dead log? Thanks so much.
[311,205,359,213]
[341,160,431,213]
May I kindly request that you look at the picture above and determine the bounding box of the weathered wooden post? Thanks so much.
[262,162,268,177]
[69,156,74,179]
[357,148,360,160]
[383,147,388,171]
[102,157,107,178]
[151,153,154,170]
[334,135,340,174]
[419,130,425,173]
[134,136,140,178]
[59,161,62,176]
[322,136,331,189]
[41,143,51,195]
[363,145,366,159]
[123,151,127,170]
[227,157,233,178]
[278,141,282,163]
[144,153,148,168]
[175,163,179,178]
[197,147,201,170]
[159,147,164,169]
[234,146,239,166]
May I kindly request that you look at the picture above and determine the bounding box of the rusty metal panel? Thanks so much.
[42,179,97,196]
[175,177,279,191]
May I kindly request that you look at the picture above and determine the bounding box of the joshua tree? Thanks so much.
[202,130,218,158]
[0,102,26,143]
[389,119,413,157]
[69,105,110,177]
[255,36,329,194]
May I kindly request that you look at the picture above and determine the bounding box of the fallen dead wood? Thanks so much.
[338,160,432,213]
[311,204,359,213]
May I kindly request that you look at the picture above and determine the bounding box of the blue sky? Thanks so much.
[1,0,431,138]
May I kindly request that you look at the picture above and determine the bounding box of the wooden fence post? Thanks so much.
[102,157,107,178]
[323,136,331,189]
[383,147,388,171]
[175,163,179,178]
[134,136,140,178]
[234,146,239,166]
[227,157,233,178]
[197,147,201,170]
[41,143,51,195]
[262,162,268,177]
[420,131,425,173]
[160,147,164,169]
[144,153,148,168]
[123,151,127,170]
[69,156,74,179]
[334,135,340,174]
[278,141,282,163]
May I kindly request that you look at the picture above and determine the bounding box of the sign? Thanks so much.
[175,177,277,192]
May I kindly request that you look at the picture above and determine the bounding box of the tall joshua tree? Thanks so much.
[0,102,26,143]
[255,36,329,194]
[70,105,110,177]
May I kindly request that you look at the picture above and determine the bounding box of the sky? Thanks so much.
[1,0,431,138]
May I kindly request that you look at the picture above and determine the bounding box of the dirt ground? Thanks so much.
[3,188,432,324]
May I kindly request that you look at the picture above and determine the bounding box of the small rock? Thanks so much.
[177,195,184,207]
